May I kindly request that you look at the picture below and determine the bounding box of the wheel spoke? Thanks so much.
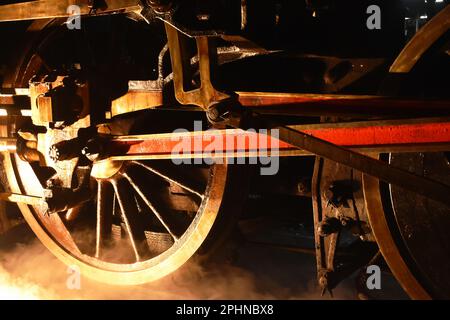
[65,204,84,221]
[123,171,180,241]
[21,53,51,81]
[111,178,151,262]
[95,180,114,258]
[131,161,204,199]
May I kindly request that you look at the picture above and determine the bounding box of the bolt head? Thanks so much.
[48,145,60,162]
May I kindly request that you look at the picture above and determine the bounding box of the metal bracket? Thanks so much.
[164,23,231,112]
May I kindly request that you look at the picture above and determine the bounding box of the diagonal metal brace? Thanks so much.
[264,121,450,207]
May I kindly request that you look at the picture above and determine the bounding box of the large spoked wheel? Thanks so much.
[1,16,248,285]
[7,154,239,285]
[362,153,450,299]
[363,12,450,299]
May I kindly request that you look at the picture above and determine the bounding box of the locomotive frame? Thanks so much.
[0,0,449,299]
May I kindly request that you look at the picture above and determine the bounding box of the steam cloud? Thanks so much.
[0,228,356,300]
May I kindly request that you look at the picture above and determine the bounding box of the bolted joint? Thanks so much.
[49,138,83,162]
[324,181,354,208]
[206,96,243,127]
[82,138,108,162]
[317,216,342,237]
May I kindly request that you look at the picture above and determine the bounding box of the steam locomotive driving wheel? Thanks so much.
[0,1,449,299]
[0,16,245,285]
[6,153,236,285]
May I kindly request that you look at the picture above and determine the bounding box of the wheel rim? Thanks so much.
[362,153,450,299]
[387,152,450,298]
[362,171,431,300]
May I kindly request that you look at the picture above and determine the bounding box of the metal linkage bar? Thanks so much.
[0,0,140,22]
[238,92,450,117]
[0,138,17,153]
[0,192,43,206]
[94,118,450,161]
[82,117,450,206]
[269,124,450,207]
[0,90,31,116]
[3,87,450,118]
[291,118,450,151]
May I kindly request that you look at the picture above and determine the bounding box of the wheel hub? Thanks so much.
[91,160,124,180]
